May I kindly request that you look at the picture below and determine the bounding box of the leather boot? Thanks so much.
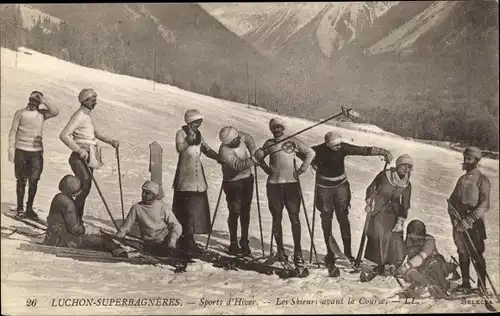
[342,235,355,262]
[228,242,242,255]
[16,179,26,217]
[239,238,251,256]
[457,254,471,294]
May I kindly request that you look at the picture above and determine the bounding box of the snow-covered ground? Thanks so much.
[1,47,498,315]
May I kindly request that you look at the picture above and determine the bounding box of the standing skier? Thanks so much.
[396,220,459,299]
[362,154,413,281]
[8,91,59,219]
[60,88,119,219]
[172,109,221,255]
[309,131,393,273]
[448,146,491,294]
[258,118,315,264]
[218,126,269,255]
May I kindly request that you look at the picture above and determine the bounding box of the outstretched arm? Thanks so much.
[116,206,137,238]
[343,143,393,162]
[95,123,115,146]
[201,137,221,162]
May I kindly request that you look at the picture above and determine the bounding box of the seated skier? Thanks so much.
[44,175,127,257]
[396,219,459,299]
[116,180,183,257]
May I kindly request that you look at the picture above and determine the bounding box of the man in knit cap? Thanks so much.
[60,88,120,218]
[117,180,182,256]
[256,117,315,264]
[448,146,491,294]
[8,91,59,219]
[218,126,269,255]
[172,109,221,255]
[309,130,393,273]
[44,175,127,257]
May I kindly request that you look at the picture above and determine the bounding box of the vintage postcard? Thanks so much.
[1,2,498,315]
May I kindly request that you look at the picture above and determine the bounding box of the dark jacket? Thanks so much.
[44,192,85,247]
[311,142,373,187]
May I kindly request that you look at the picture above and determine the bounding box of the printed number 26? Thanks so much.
[26,299,37,307]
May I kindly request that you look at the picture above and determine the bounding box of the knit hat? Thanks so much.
[59,175,82,196]
[142,180,159,195]
[78,88,97,103]
[269,117,285,130]
[184,109,203,124]
[396,154,413,167]
[325,131,342,146]
[407,219,426,237]
[219,126,239,145]
[464,146,482,161]
[29,91,43,102]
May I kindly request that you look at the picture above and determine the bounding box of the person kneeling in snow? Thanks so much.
[395,219,459,299]
[44,175,126,257]
[116,181,182,256]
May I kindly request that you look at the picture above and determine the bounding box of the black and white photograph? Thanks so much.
[1,2,498,315]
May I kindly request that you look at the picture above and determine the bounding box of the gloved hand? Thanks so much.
[383,150,393,164]
[76,148,89,160]
[365,198,374,213]
[186,132,197,145]
[457,216,474,232]
[253,148,267,161]
[293,166,307,179]
[392,217,405,233]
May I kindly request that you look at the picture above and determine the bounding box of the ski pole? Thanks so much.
[294,159,320,267]
[115,148,125,221]
[309,180,317,264]
[83,160,119,231]
[353,160,389,270]
[262,106,356,152]
[447,201,499,303]
[254,165,265,256]
[204,182,224,250]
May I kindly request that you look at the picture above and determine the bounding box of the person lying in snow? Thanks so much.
[44,175,127,257]
[116,180,183,257]
[394,219,460,299]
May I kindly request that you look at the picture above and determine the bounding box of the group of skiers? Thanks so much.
[8,89,492,299]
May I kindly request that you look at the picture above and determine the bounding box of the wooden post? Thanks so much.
[149,141,163,199]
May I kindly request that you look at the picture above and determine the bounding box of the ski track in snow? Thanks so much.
[1,47,498,314]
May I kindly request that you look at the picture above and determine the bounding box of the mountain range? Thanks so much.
[2,2,498,149]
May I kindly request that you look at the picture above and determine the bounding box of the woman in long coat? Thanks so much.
[172,109,220,255]
[363,154,413,279]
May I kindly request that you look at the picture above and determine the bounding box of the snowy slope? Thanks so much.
[1,48,499,315]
